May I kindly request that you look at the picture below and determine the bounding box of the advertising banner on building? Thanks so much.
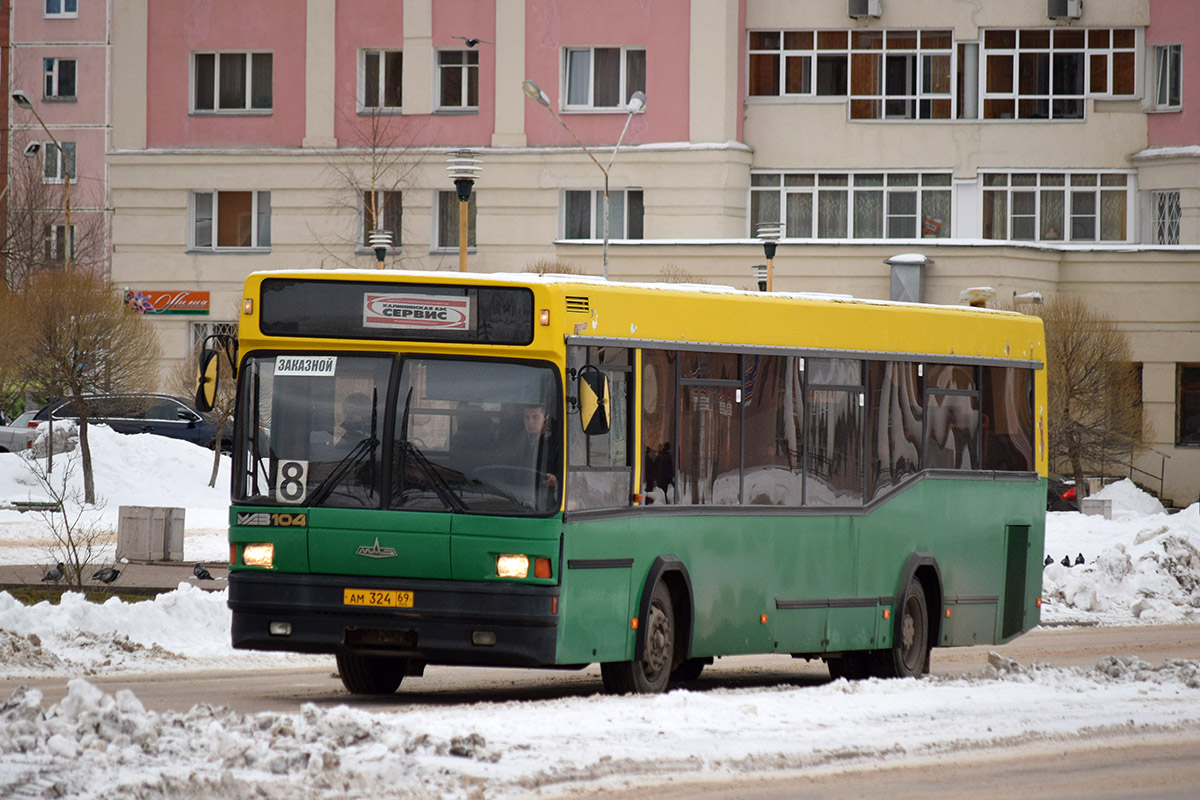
[124,290,211,315]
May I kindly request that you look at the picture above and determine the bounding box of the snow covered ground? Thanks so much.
[1,427,1199,799]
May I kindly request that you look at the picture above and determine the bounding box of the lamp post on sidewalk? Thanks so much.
[12,90,72,270]
[522,79,645,280]
[446,150,481,272]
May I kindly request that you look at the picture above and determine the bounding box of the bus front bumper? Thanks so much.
[228,571,559,667]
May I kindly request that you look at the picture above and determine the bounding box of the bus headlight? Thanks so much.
[496,554,529,578]
[243,543,275,568]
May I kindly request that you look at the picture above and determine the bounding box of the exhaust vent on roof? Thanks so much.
[566,296,590,314]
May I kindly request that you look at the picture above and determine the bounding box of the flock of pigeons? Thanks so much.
[1046,553,1086,568]
[41,562,215,584]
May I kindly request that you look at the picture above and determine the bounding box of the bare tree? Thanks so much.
[313,109,427,268]
[1,270,161,504]
[1027,295,1145,496]
[24,448,111,590]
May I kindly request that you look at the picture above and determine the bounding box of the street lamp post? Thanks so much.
[12,90,71,270]
[522,79,645,280]
[446,150,482,272]
[756,223,781,292]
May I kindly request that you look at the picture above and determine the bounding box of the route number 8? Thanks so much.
[276,460,309,505]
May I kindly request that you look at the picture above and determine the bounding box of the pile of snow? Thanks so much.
[1041,480,1200,626]
[0,656,1198,799]
[0,424,231,565]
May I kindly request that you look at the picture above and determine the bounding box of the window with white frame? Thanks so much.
[44,58,77,100]
[362,50,402,110]
[192,191,272,250]
[1154,44,1182,110]
[981,172,1130,242]
[362,190,402,247]
[564,47,646,109]
[981,28,1136,120]
[193,52,273,112]
[435,190,476,249]
[42,141,76,183]
[1154,190,1181,245]
[849,30,954,119]
[748,30,849,97]
[750,171,952,239]
[437,50,478,110]
[44,224,74,266]
[563,189,644,240]
[44,0,77,18]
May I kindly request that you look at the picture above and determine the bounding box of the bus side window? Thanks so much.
[566,346,633,511]
[640,349,677,505]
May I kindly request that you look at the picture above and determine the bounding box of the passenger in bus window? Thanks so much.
[515,404,560,490]
[338,393,374,445]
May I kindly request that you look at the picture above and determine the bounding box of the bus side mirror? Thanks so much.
[577,366,611,436]
[195,349,221,412]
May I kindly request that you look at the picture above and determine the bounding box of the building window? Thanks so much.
[193,52,273,112]
[362,50,402,110]
[749,30,849,97]
[1155,44,1182,110]
[437,50,478,110]
[564,47,646,109]
[436,190,476,249]
[44,58,77,100]
[750,171,951,239]
[44,0,77,18]
[42,141,76,183]
[44,224,74,266]
[981,28,1136,120]
[192,321,239,349]
[362,190,402,247]
[192,191,272,250]
[563,189,644,240]
[849,30,954,119]
[981,171,1130,242]
[1153,190,1181,245]
[1178,364,1200,446]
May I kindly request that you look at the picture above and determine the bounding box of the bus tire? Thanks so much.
[336,650,406,695]
[873,576,930,679]
[600,582,675,694]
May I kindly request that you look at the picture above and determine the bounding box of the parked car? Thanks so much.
[0,422,37,453]
[33,393,225,449]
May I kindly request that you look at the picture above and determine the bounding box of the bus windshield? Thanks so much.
[234,353,562,515]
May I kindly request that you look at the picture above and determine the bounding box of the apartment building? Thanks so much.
[6,0,1197,504]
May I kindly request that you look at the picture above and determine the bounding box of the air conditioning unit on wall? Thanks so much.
[848,0,881,20]
[1048,0,1083,19]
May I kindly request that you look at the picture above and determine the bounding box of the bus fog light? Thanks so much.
[496,554,529,578]
[244,543,275,568]
[269,622,292,636]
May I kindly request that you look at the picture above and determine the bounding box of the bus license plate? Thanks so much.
[343,589,413,608]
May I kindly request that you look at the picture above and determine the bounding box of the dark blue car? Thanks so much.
[34,393,225,449]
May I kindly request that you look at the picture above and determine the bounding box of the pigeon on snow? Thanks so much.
[92,567,120,584]
[42,562,65,582]
[1061,554,1072,568]
[193,563,214,581]
[1075,553,1085,566]
[1044,554,1054,567]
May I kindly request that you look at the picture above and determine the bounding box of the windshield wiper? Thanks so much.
[395,387,466,513]
[308,435,379,506]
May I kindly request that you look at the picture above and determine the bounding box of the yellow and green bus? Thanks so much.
[200,269,1047,694]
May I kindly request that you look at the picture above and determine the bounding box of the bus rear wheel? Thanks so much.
[601,582,675,694]
[874,577,930,678]
[336,651,407,695]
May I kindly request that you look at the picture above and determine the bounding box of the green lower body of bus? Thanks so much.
[227,474,1044,684]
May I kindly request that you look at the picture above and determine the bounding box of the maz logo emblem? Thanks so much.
[356,537,398,559]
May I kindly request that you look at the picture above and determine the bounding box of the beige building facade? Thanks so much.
[98,0,1199,505]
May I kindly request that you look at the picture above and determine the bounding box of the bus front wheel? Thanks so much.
[874,577,930,679]
[601,582,675,694]
[336,651,406,695]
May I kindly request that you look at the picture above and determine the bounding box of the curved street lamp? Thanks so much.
[522,79,645,280]
[12,90,72,270]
